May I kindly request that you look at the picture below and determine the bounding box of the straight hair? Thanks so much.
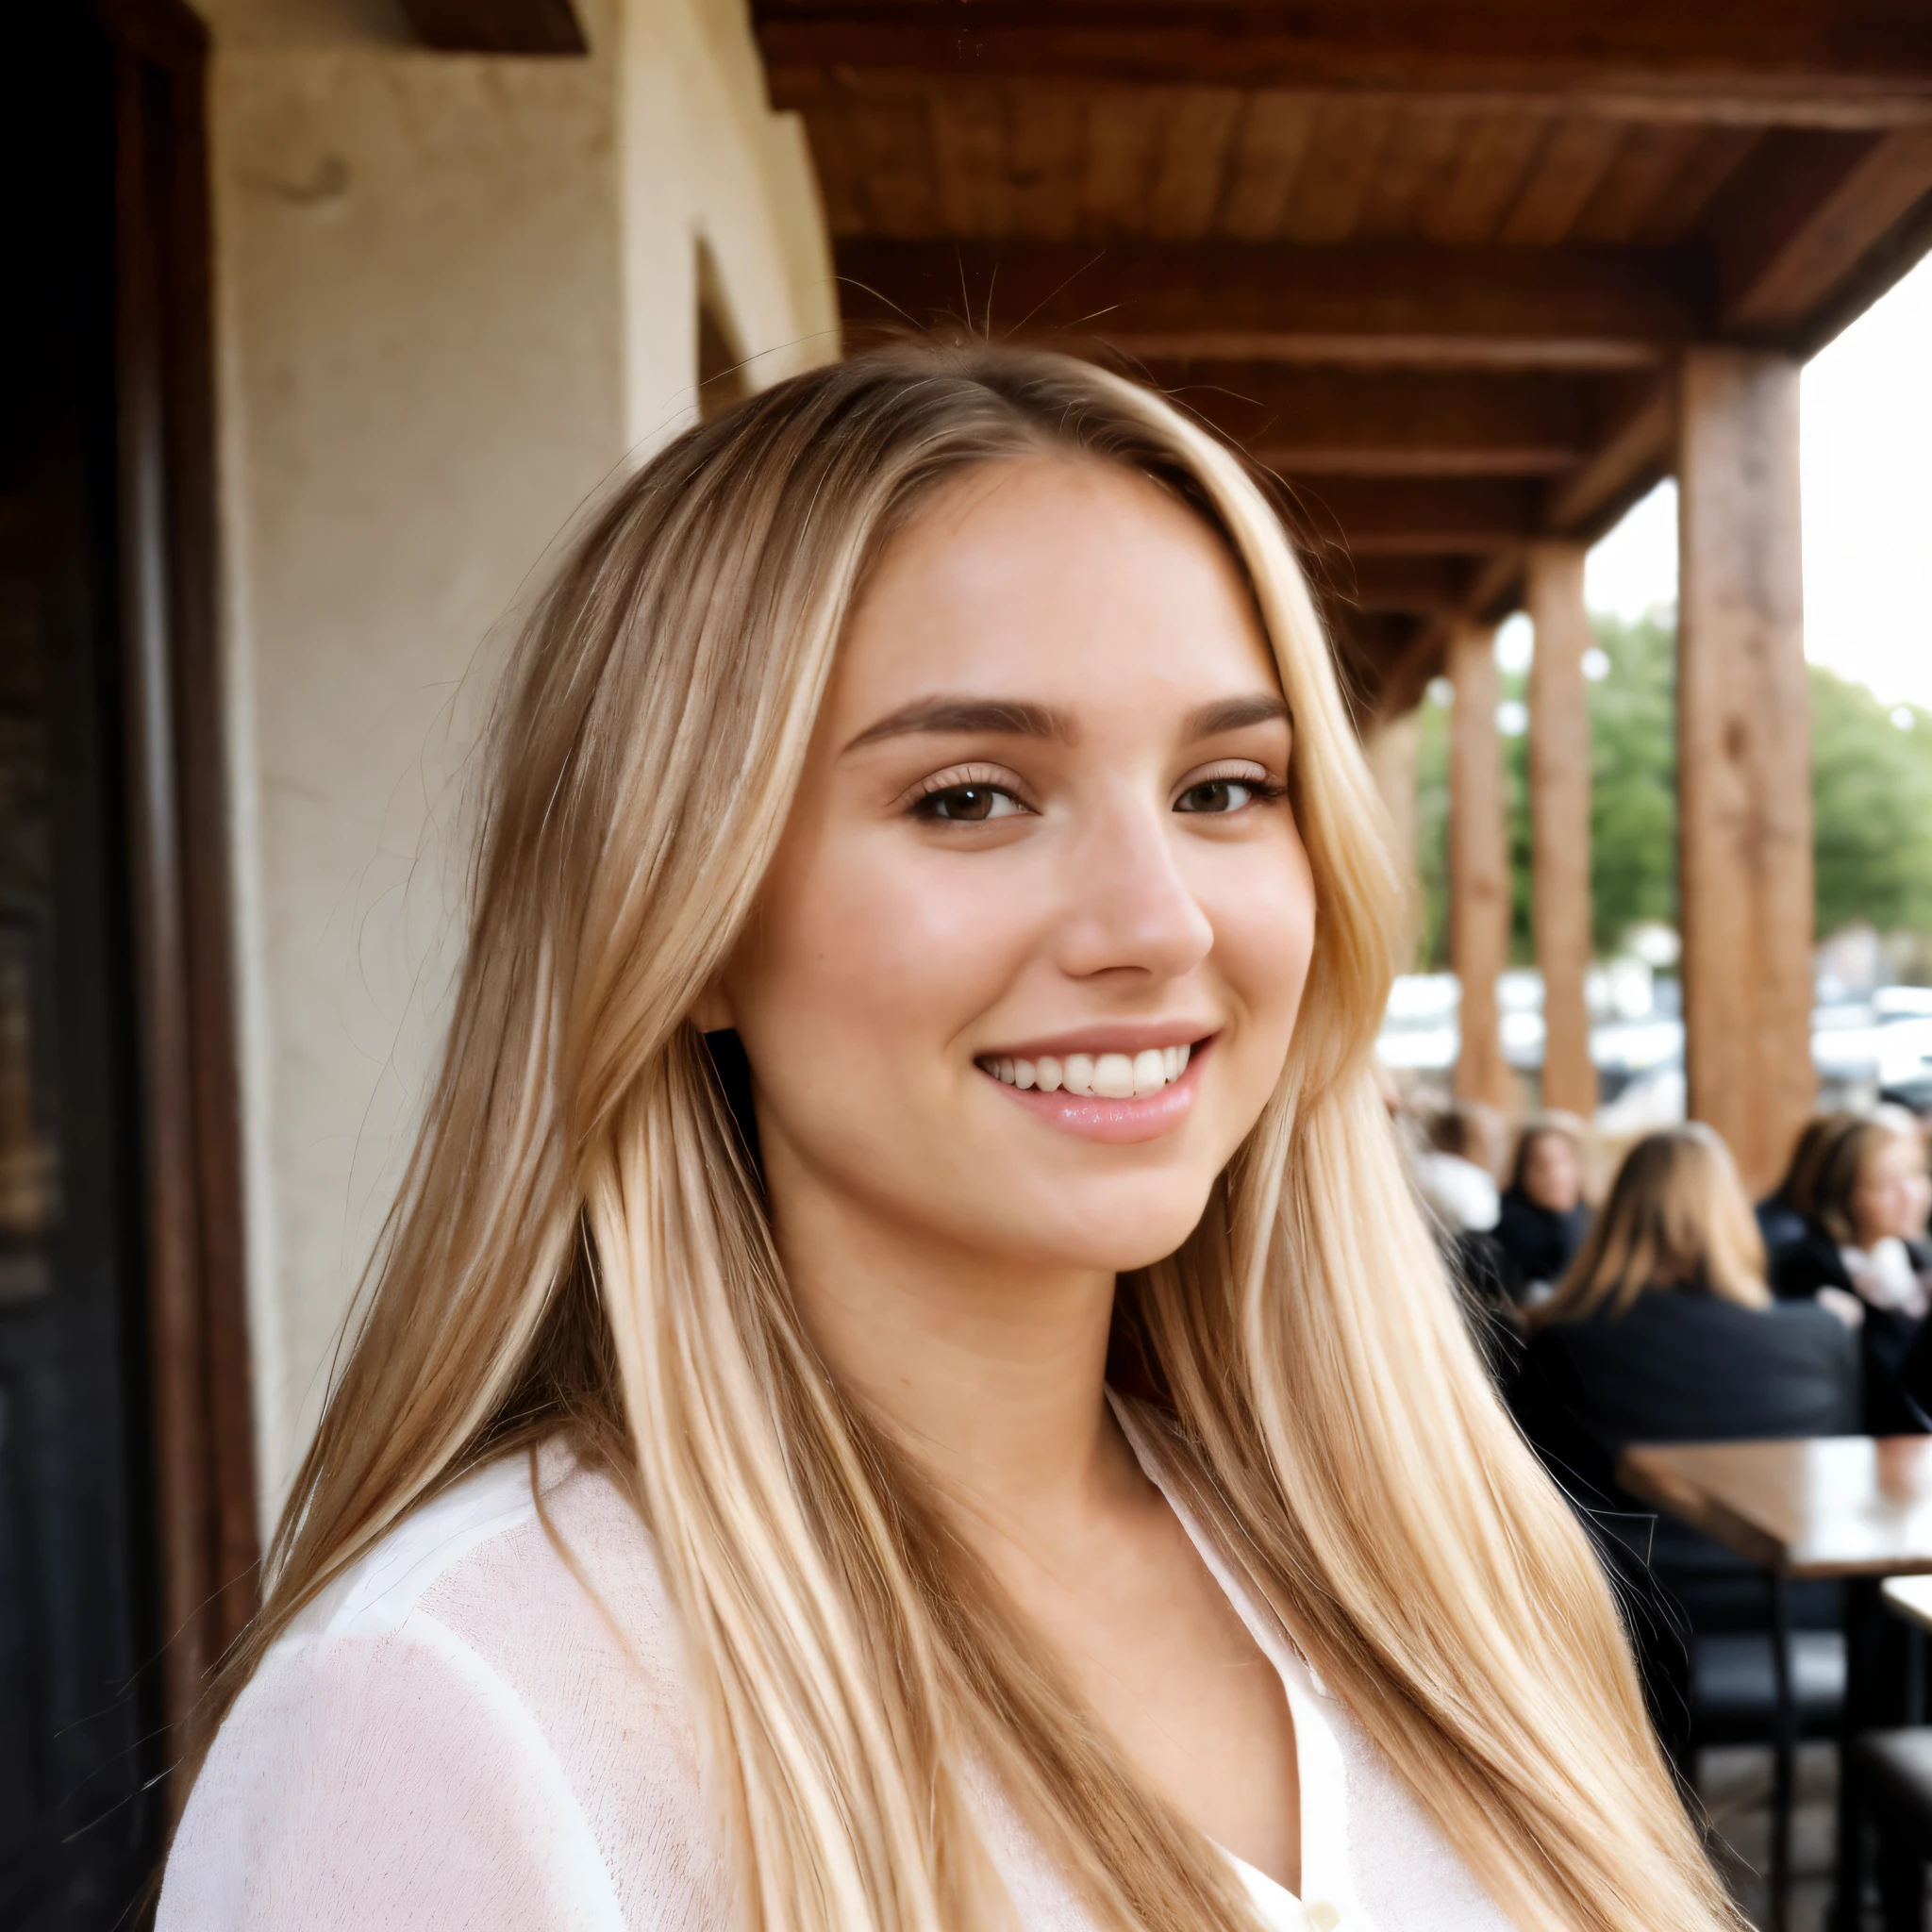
[184,346,1739,1932]
[1538,1123,1769,1324]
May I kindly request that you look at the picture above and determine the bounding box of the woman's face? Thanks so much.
[1521,1132,1581,1214]
[1853,1132,1932,1247]
[711,457,1317,1276]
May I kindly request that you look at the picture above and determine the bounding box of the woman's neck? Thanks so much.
[765,1159,1135,1532]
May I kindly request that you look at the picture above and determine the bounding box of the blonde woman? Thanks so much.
[159,348,1738,1931]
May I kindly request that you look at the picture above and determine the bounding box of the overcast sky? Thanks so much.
[1582,255,1932,708]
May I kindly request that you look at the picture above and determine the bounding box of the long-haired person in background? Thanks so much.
[1774,1109,1932,1431]
[1520,1124,1858,1458]
[1512,1126,1860,1768]
[159,348,1737,1932]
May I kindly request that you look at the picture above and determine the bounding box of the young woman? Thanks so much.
[1493,1116,1591,1304]
[159,348,1735,1931]
[1774,1110,1932,1430]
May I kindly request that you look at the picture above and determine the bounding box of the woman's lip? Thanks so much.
[977,1023,1219,1061]
[980,1039,1210,1145]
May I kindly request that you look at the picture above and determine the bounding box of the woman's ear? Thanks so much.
[691,981,734,1033]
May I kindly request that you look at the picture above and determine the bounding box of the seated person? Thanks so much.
[1756,1110,1855,1253]
[1513,1123,1858,1768]
[1404,1097,1517,1380]
[1521,1124,1859,1461]
[1773,1109,1932,1432]
[1493,1113,1591,1305]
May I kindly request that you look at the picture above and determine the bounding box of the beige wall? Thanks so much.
[198,0,837,1521]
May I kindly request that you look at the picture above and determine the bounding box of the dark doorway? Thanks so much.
[0,4,162,1923]
[2,1,257,1922]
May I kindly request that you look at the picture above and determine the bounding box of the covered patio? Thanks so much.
[750,0,1932,1191]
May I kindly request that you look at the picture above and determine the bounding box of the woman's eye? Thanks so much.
[915,783,1024,823]
[1175,777,1259,814]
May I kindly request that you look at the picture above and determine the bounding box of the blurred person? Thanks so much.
[1410,1096,1505,1234]
[1519,1124,1858,1457]
[156,347,1734,1932]
[1756,1109,1857,1253]
[1493,1113,1591,1305]
[1774,1109,1932,1431]
[1407,1097,1520,1384]
[1513,1124,1859,1773]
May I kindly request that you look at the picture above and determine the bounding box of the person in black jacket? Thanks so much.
[1772,1110,1932,1432]
[1493,1113,1591,1305]
[1756,1109,1855,1253]
[1521,1124,1860,1459]
[1513,1124,1861,1764]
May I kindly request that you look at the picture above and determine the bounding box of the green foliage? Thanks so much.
[1586,612,1678,954]
[1412,609,1678,969]
[1809,668,1932,936]
[1408,610,1932,971]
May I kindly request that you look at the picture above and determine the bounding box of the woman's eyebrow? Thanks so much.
[842,696,1074,753]
[1182,693,1291,739]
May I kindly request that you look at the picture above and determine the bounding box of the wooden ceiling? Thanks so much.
[752,2,1932,715]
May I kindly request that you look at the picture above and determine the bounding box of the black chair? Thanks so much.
[1851,1729,1932,1931]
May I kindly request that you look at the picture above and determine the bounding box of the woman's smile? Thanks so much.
[974,1029,1212,1143]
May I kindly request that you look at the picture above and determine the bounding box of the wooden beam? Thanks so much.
[1290,476,1545,553]
[1546,380,1676,536]
[1327,554,1481,614]
[1524,544,1598,1117]
[1448,621,1512,1110]
[1714,126,1932,330]
[1676,348,1815,1194]
[398,0,587,54]
[757,4,1932,120]
[1161,365,1602,477]
[834,240,1702,367]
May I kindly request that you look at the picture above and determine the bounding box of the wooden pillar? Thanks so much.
[1447,622,1510,1109]
[1677,348,1816,1194]
[1526,544,1599,1117]
[1364,711,1422,969]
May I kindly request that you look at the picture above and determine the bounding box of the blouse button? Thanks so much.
[1303,1903,1341,1931]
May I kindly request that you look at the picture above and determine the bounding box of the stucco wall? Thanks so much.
[199,0,837,1521]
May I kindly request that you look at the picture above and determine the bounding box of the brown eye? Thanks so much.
[915,784,1023,823]
[1175,778,1257,814]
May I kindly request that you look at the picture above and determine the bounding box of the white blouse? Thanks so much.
[160,1417,1510,1932]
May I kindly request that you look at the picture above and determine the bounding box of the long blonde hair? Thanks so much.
[192,346,1737,1932]
[1539,1123,1770,1324]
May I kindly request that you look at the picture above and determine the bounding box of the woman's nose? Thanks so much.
[1052,799,1214,984]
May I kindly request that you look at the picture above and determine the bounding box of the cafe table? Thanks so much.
[1616,1436,1932,1932]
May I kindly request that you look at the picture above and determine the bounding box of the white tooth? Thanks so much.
[1132,1049,1165,1097]
[1036,1056,1063,1092]
[1163,1045,1181,1082]
[997,1057,1016,1085]
[1093,1053,1135,1098]
[1014,1058,1037,1090]
[1062,1054,1095,1096]
[1177,1041,1191,1074]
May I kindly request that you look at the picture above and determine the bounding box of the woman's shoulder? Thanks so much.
[160,1444,724,1931]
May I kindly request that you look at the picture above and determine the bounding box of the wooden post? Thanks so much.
[1525,543,1599,1117]
[1364,710,1422,969]
[1448,622,1511,1109]
[1677,348,1815,1195]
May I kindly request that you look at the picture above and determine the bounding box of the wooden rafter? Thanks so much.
[757,2,1932,120]
[1155,366,1635,477]
[835,239,1702,364]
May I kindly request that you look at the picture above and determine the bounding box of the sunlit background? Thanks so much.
[1384,258,1932,1125]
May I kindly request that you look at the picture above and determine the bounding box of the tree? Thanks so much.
[1412,609,1675,969]
[1408,611,1932,971]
